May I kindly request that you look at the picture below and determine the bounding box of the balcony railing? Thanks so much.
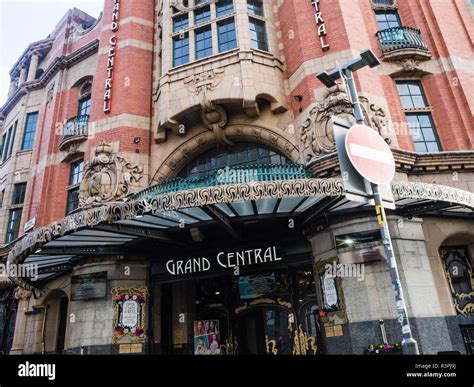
[128,163,314,201]
[376,26,429,55]
[59,115,89,150]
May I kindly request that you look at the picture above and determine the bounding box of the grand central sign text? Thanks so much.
[311,0,329,51]
[103,0,120,113]
[165,246,282,276]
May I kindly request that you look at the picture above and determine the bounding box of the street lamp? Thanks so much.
[317,49,380,125]
[316,49,420,355]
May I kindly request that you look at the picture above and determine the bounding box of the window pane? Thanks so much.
[249,18,268,51]
[173,15,188,32]
[396,83,409,95]
[70,159,84,185]
[426,142,441,152]
[422,128,436,142]
[218,18,237,52]
[6,208,22,243]
[409,124,423,141]
[407,83,422,95]
[21,112,38,151]
[217,0,234,17]
[247,0,264,16]
[376,12,400,30]
[12,183,27,205]
[2,125,13,160]
[195,27,213,59]
[407,113,441,153]
[195,6,211,25]
[67,188,81,214]
[8,122,17,158]
[417,114,431,127]
[78,98,91,116]
[412,95,426,108]
[413,142,428,153]
[179,144,290,179]
[173,34,189,66]
[397,81,428,108]
[400,95,413,109]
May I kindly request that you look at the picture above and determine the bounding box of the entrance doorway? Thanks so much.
[154,264,322,355]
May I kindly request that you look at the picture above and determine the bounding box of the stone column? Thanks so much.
[19,64,28,85]
[27,52,40,82]
[7,80,17,97]
[9,287,32,355]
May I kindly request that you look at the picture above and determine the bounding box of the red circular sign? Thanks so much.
[345,124,395,185]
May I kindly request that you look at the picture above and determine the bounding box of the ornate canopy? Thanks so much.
[7,178,474,289]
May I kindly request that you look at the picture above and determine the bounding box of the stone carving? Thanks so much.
[396,58,421,72]
[46,82,55,105]
[14,287,32,300]
[300,84,391,162]
[66,143,81,156]
[79,141,143,206]
[200,95,232,146]
[184,68,225,96]
[171,0,212,12]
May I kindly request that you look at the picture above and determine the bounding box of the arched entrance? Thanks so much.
[149,142,321,355]
[439,234,474,354]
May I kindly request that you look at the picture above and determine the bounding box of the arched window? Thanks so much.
[179,143,290,179]
[440,246,474,354]
[77,82,92,117]
[35,68,44,80]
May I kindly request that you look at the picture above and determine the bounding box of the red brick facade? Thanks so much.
[1,0,473,234]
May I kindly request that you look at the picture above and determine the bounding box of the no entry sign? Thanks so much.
[345,124,395,185]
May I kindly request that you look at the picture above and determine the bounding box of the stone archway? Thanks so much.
[151,124,301,183]
[422,219,474,318]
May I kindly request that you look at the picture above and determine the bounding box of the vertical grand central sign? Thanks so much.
[311,0,329,51]
[103,0,120,113]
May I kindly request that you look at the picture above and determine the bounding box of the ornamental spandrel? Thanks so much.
[79,141,143,206]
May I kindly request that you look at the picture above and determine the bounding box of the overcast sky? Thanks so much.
[0,0,104,105]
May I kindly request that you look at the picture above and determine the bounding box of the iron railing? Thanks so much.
[128,163,313,201]
[61,114,89,142]
[376,26,429,54]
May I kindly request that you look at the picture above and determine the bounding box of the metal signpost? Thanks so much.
[317,49,420,355]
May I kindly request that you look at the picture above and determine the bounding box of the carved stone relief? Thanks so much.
[79,141,143,206]
[46,82,55,105]
[184,67,225,96]
[14,287,32,300]
[200,94,232,146]
[300,84,391,162]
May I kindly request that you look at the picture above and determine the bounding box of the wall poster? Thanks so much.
[193,320,221,355]
[112,286,148,344]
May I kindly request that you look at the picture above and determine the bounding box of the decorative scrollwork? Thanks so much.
[266,336,278,355]
[300,84,391,162]
[200,95,231,146]
[6,179,473,289]
[392,181,474,208]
